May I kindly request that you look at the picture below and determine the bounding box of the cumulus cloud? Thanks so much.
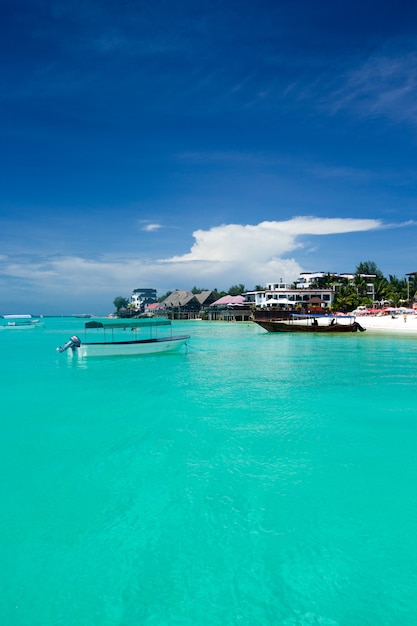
[0,216,384,313]
[148,216,382,297]
[166,217,381,263]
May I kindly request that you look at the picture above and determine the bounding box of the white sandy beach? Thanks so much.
[352,313,417,334]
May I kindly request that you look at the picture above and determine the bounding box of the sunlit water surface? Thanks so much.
[1,318,416,625]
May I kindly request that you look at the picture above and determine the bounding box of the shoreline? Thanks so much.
[353,313,417,334]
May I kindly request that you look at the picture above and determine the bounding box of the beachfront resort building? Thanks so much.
[156,290,217,319]
[245,274,337,310]
[125,269,409,321]
[244,285,334,309]
[130,288,157,311]
[153,291,252,321]
[245,272,377,310]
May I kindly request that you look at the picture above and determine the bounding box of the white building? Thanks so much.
[295,272,328,289]
[245,271,378,309]
[130,288,157,311]
[245,283,334,309]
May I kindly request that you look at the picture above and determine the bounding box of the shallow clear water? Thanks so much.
[1,318,417,625]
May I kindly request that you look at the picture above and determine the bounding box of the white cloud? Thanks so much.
[141,223,162,232]
[166,217,381,263]
[0,216,385,313]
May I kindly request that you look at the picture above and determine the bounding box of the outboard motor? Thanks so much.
[57,335,81,353]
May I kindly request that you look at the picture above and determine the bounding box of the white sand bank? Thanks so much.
[352,314,417,334]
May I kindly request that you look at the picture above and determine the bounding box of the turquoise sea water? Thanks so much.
[1,317,417,626]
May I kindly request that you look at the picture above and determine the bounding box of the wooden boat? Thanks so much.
[57,318,190,357]
[254,313,366,333]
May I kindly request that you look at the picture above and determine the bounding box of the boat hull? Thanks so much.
[0,321,42,330]
[69,335,190,357]
[254,320,365,333]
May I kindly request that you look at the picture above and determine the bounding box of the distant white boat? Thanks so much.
[57,318,190,357]
[0,314,43,330]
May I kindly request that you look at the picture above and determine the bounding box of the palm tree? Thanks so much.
[311,273,336,289]
[331,284,360,312]
[354,274,369,299]
[373,277,390,305]
[405,274,417,305]
[388,275,408,305]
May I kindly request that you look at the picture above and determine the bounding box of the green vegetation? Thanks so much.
[114,264,417,312]
[113,296,129,312]
[158,291,173,303]
[330,262,416,311]
[355,260,384,279]
[228,284,246,296]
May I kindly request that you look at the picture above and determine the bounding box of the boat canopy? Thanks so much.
[85,319,171,330]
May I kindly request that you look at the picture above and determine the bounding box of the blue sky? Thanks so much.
[1,0,417,314]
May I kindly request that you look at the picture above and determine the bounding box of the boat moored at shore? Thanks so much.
[254,312,366,333]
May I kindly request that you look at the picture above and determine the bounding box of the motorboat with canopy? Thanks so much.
[0,315,43,329]
[57,318,190,357]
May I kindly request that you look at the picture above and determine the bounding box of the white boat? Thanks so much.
[57,318,190,357]
[0,314,43,330]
